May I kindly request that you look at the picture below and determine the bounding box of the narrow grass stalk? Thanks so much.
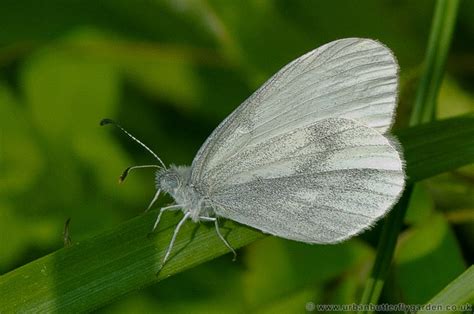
[358,0,460,312]
[358,189,413,308]
[418,265,474,314]
[410,0,460,125]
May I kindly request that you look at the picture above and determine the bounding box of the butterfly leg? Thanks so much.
[199,216,237,261]
[145,189,161,213]
[159,212,191,272]
[152,204,182,232]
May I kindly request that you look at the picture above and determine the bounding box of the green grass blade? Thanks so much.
[1,116,473,312]
[0,215,264,312]
[409,0,460,125]
[417,265,474,314]
[398,115,474,182]
[358,0,460,311]
[357,188,413,310]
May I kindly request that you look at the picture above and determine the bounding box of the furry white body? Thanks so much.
[156,166,214,222]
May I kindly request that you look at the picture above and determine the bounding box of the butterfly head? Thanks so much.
[156,165,191,196]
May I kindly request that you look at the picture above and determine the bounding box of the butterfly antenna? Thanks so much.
[100,118,167,169]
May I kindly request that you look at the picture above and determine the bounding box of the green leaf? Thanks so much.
[1,115,473,312]
[418,265,474,314]
[393,213,465,304]
[0,214,262,312]
[397,115,474,183]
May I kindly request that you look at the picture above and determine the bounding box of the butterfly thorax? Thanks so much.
[156,165,210,222]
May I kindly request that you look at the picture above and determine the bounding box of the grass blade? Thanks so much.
[417,265,474,314]
[409,0,460,125]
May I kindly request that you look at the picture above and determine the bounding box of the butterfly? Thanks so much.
[102,38,405,270]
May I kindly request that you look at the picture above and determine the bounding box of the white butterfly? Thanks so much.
[102,38,405,269]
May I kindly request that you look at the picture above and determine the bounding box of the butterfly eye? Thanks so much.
[159,173,180,192]
[169,176,179,189]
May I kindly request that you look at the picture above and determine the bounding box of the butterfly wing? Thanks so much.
[190,38,404,242]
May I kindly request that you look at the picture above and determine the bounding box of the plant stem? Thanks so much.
[419,265,474,314]
[409,0,460,125]
[358,0,459,312]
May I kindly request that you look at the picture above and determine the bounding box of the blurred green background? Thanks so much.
[1,0,473,312]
